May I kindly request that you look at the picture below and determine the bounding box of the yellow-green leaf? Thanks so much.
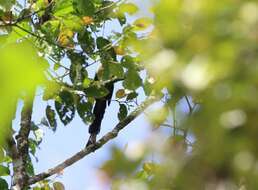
[53,181,65,190]
[118,3,138,15]
[133,17,153,31]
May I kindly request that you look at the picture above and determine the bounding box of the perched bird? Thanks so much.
[86,72,114,147]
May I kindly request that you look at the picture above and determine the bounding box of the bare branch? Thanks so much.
[28,96,159,185]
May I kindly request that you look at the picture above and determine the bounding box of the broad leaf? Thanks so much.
[133,17,153,31]
[76,95,93,124]
[123,69,142,90]
[118,3,138,15]
[84,85,109,98]
[53,182,65,190]
[54,0,74,16]
[74,0,95,16]
[0,178,8,190]
[109,63,124,78]
[0,165,9,176]
[55,90,75,125]
[46,105,57,131]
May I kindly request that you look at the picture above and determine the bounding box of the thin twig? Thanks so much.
[184,96,193,115]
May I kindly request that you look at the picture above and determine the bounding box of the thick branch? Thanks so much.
[12,97,34,189]
[28,96,158,185]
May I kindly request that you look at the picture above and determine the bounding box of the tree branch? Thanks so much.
[28,96,159,185]
[12,96,34,189]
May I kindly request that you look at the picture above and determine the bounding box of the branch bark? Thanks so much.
[28,96,159,185]
[12,97,34,190]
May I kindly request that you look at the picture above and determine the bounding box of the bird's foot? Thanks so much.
[86,134,97,148]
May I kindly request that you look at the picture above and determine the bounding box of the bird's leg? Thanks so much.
[86,134,97,147]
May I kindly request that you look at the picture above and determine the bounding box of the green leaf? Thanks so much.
[118,14,126,26]
[42,20,61,38]
[97,37,116,61]
[85,85,109,98]
[0,178,8,190]
[54,0,74,16]
[101,147,141,178]
[109,63,124,78]
[55,90,75,125]
[135,170,149,180]
[96,37,111,49]
[82,78,91,88]
[76,95,93,124]
[126,91,138,100]
[143,162,157,175]
[118,3,138,15]
[53,63,60,71]
[74,0,95,16]
[0,165,9,176]
[26,159,35,176]
[29,139,38,155]
[77,30,95,55]
[46,105,57,131]
[69,63,87,85]
[0,149,4,163]
[2,156,11,164]
[53,182,65,190]
[123,70,142,90]
[63,15,83,31]
[0,0,15,10]
[34,128,44,143]
[121,55,135,69]
[143,79,153,96]
[133,17,153,31]
[43,82,60,101]
[118,104,127,121]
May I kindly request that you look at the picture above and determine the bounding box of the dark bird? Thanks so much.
[86,74,114,147]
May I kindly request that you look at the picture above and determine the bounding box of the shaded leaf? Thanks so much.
[55,90,75,125]
[46,105,57,131]
[74,0,95,16]
[0,178,8,190]
[118,104,127,121]
[77,30,95,55]
[126,91,138,100]
[76,95,93,124]
[85,85,109,98]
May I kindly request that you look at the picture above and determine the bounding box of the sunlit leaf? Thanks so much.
[118,3,138,15]
[53,182,65,190]
[133,17,153,31]
[0,165,9,176]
